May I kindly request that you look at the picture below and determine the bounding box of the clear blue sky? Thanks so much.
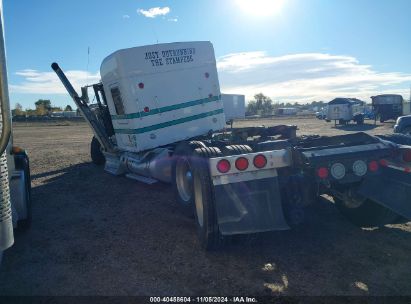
[4,0,411,109]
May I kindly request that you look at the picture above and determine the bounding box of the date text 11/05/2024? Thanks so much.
[149,297,258,303]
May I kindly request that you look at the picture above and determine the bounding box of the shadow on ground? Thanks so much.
[1,162,410,296]
[332,123,379,132]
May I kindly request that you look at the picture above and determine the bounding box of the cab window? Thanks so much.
[110,86,125,115]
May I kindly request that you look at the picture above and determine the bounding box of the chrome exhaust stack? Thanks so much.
[51,62,114,153]
[0,1,14,257]
[121,149,173,183]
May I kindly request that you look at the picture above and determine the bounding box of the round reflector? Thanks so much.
[352,160,367,176]
[138,82,144,89]
[368,160,379,172]
[402,149,411,163]
[235,157,249,171]
[143,107,150,113]
[317,167,329,179]
[217,159,230,173]
[379,159,388,167]
[330,163,346,179]
[253,154,267,169]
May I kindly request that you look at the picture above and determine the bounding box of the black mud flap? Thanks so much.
[213,177,290,235]
[358,169,411,220]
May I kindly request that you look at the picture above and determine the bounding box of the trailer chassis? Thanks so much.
[52,62,411,250]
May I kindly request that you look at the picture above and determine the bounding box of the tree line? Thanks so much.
[12,99,73,117]
[246,93,326,116]
[13,94,326,117]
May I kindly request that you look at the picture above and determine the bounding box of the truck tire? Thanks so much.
[355,115,364,125]
[221,144,252,156]
[90,136,105,165]
[14,153,32,230]
[172,141,206,215]
[192,147,223,250]
[334,197,399,227]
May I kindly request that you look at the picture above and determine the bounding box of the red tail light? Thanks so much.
[379,159,388,167]
[253,154,267,169]
[235,157,249,171]
[368,160,379,172]
[402,149,411,163]
[217,159,230,173]
[317,167,329,179]
[143,107,150,113]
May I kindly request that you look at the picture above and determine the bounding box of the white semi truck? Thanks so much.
[53,41,411,250]
[0,2,32,265]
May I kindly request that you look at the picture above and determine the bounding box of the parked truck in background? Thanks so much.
[371,94,407,123]
[53,41,411,250]
[0,1,32,265]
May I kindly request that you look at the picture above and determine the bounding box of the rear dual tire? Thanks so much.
[172,141,206,216]
[172,143,223,250]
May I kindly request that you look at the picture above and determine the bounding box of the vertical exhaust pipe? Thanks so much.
[0,1,14,257]
[51,62,114,152]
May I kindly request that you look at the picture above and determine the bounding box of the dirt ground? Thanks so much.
[0,117,410,296]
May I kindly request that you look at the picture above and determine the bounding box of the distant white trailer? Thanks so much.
[51,111,78,118]
[326,98,365,125]
[221,94,245,122]
[276,108,297,116]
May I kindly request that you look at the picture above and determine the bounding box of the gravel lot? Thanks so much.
[0,117,410,296]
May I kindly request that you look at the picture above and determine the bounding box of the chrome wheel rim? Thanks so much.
[176,157,193,203]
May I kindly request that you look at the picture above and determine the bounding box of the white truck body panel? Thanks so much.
[327,104,352,120]
[327,100,363,121]
[100,41,225,153]
[221,94,245,121]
